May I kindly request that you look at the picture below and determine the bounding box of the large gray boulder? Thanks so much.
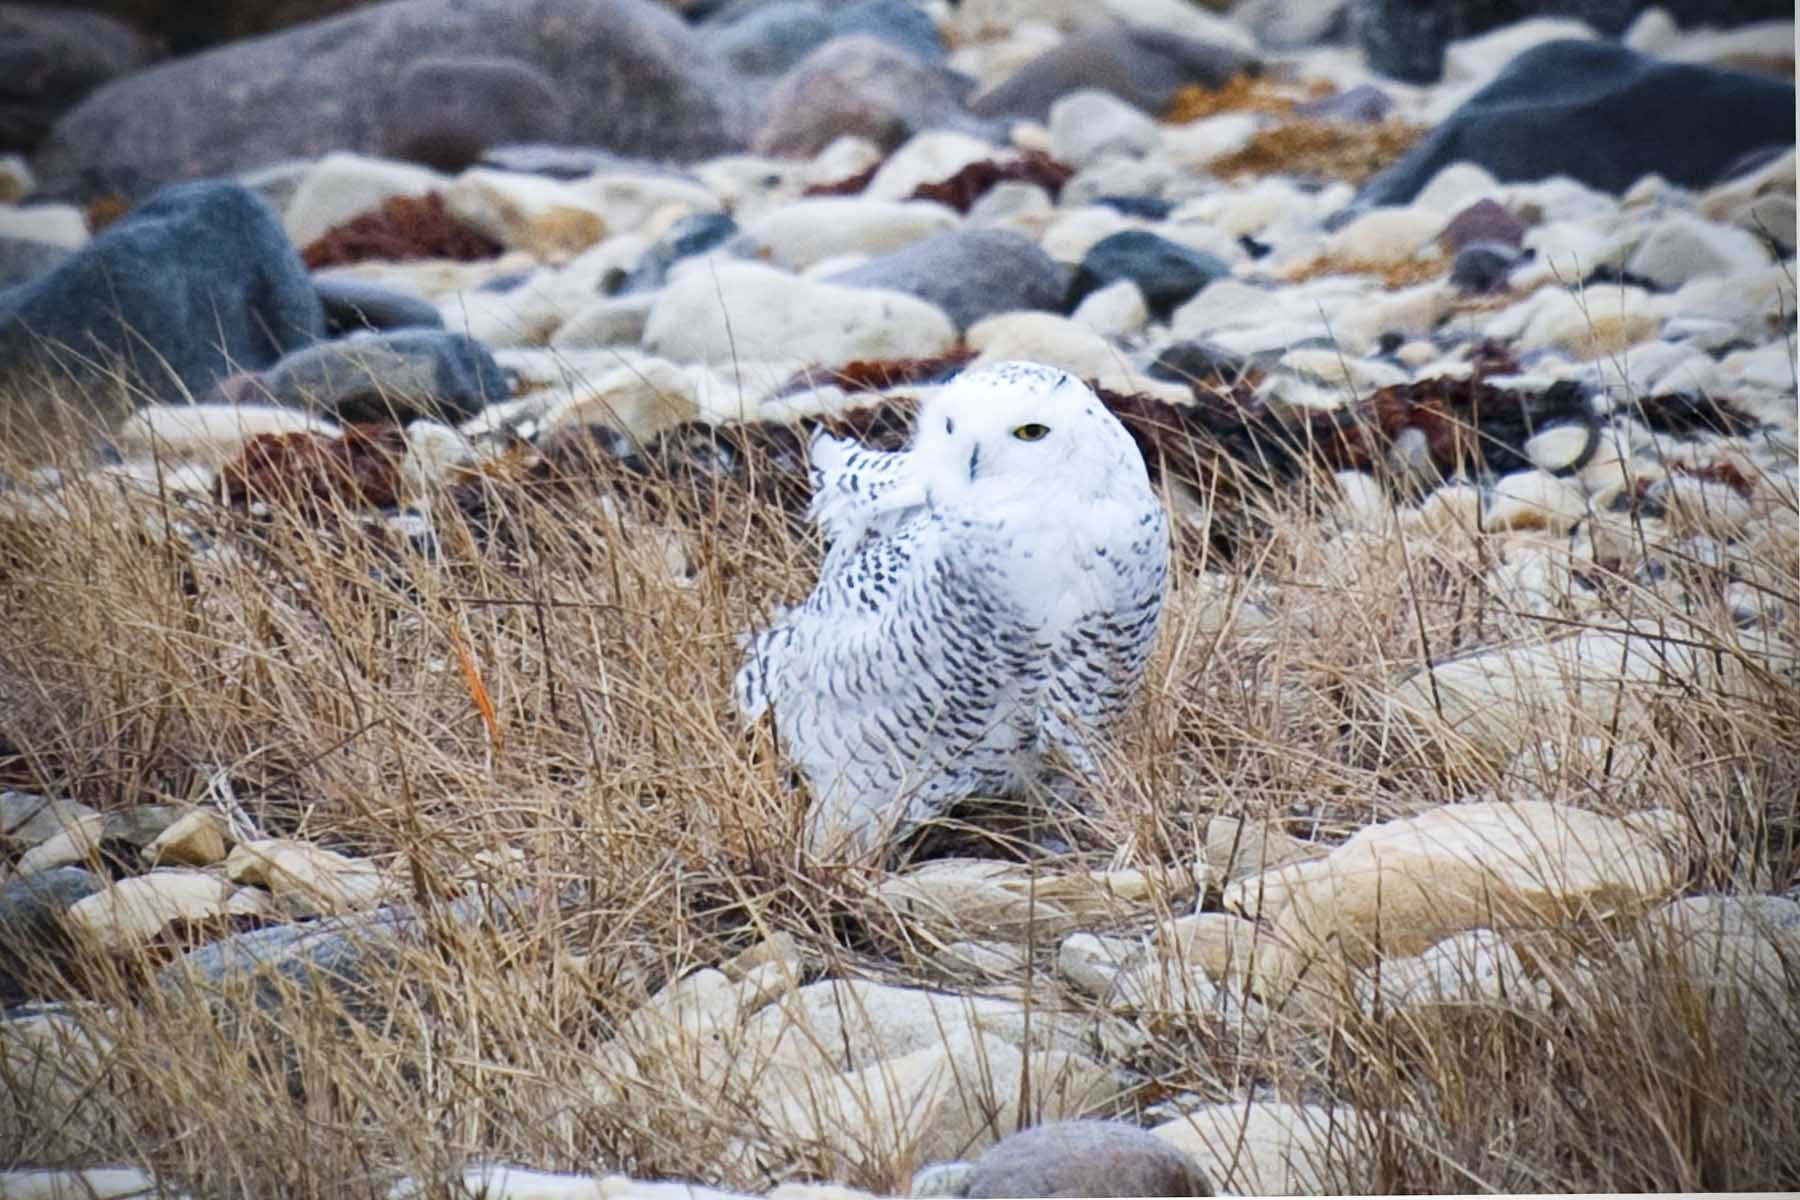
[0,180,324,408]
[0,3,160,157]
[33,0,749,196]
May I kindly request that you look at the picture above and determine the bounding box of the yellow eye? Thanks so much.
[1012,423,1051,442]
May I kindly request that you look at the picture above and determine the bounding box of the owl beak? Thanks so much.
[967,444,981,481]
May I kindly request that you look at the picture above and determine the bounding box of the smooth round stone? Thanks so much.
[314,277,445,334]
[703,1,833,76]
[381,55,571,173]
[1068,229,1232,318]
[617,210,740,294]
[1048,88,1161,169]
[263,330,511,424]
[1450,240,1521,293]
[831,0,946,63]
[959,1120,1215,1198]
[970,25,1254,121]
[828,227,1069,330]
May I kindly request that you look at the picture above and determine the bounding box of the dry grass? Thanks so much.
[0,370,1797,1197]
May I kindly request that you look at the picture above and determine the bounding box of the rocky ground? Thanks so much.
[0,0,1797,1197]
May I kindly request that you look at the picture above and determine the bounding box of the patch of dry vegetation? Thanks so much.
[0,375,1796,1197]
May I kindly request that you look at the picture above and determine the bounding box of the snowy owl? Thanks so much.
[735,361,1170,857]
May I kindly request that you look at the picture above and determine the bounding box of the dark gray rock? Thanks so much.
[0,180,324,405]
[753,35,987,157]
[1068,230,1231,319]
[618,211,740,295]
[380,55,572,173]
[1450,240,1523,293]
[1148,339,1251,384]
[829,229,1069,330]
[262,330,509,424]
[314,277,445,335]
[705,1,833,76]
[959,1120,1214,1198]
[0,868,105,1007]
[34,0,749,196]
[0,3,160,156]
[831,0,945,64]
[54,0,378,55]
[0,236,71,289]
[1356,40,1796,205]
[970,26,1254,123]
[1352,0,1794,84]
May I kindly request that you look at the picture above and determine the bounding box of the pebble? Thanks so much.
[262,330,512,423]
[63,871,236,951]
[954,1120,1214,1198]
[1048,89,1162,169]
[738,197,959,270]
[314,276,446,334]
[754,36,981,158]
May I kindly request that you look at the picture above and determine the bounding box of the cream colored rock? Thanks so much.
[1163,912,1266,988]
[879,858,1171,941]
[740,198,958,270]
[567,172,720,235]
[1323,206,1443,268]
[0,203,87,250]
[1204,815,1323,884]
[536,358,713,442]
[1038,205,1141,262]
[1515,285,1658,358]
[1071,279,1149,337]
[1050,89,1160,168]
[444,169,608,262]
[549,293,657,349]
[63,871,234,951]
[141,809,229,868]
[1650,475,1756,540]
[1657,264,1795,347]
[966,311,1121,380]
[1,795,97,847]
[113,404,340,468]
[1153,1102,1366,1195]
[11,813,104,876]
[310,252,536,307]
[1624,213,1770,289]
[282,152,445,248]
[224,839,397,917]
[1279,348,1409,394]
[966,180,1056,236]
[1521,423,1595,474]
[1352,927,1550,1015]
[643,260,957,366]
[1057,930,1141,998]
[1483,470,1589,533]
[1229,802,1680,995]
[863,131,997,202]
[753,1027,1121,1174]
[1163,112,1262,172]
[1413,161,1503,217]
[0,1008,120,1163]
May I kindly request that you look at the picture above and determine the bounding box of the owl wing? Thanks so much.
[806,428,925,553]
[737,510,1045,853]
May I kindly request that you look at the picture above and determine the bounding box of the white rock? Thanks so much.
[0,1168,173,1200]
[1522,423,1595,473]
[11,813,105,876]
[1070,278,1149,337]
[443,169,608,262]
[1649,474,1756,540]
[1483,469,1590,533]
[1657,264,1796,347]
[310,252,536,307]
[1412,161,1502,217]
[1049,89,1161,168]
[387,1166,601,1200]
[282,152,445,249]
[1654,19,1796,75]
[878,858,1170,942]
[1162,911,1267,987]
[1510,284,1659,358]
[1097,0,1257,52]
[224,839,397,917]
[966,180,1056,234]
[802,135,884,191]
[536,358,712,442]
[738,197,958,270]
[1624,213,1771,289]
[1057,931,1140,998]
[1443,17,1598,87]
[1323,205,1443,267]
[862,131,997,202]
[1204,816,1325,884]
[966,311,1122,380]
[1153,1102,1366,1195]
[0,155,35,204]
[0,203,87,250]
[112,403,340,468]
[1279,348,1409,395]
[1038,204,1141,263]
[1162,112,1263,172]
[1173,176,1338,238]
[1353,927,1550,1014]
[1168,278,1279,340]
[549,293,657,349]
[1698,148,1794,226]
[1332,470,1394,532]
[643,259,956,366]
[1377,623,1779,770]
[62,870,234,951]
[566,172,720,236]
[442,276,568,347]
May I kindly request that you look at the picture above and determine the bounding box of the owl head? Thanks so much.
[912,361,1149,502]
